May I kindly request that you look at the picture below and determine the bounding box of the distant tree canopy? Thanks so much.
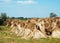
[11,17,16,19]
[0,18,4,25]
[17,17,28,20]
[0,12,8,21]
[50,12,58,18]
[0,12,8,25]
[10,17,28,20]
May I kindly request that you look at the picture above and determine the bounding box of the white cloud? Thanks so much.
[0,0,11,3]
[4,0,11,3]
[17,0,37,5]
[0,0,37,4]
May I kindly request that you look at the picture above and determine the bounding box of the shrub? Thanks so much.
[0,18,4,25]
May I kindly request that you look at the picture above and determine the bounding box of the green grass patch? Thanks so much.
[0,26,60,43]
[0,38,60,43]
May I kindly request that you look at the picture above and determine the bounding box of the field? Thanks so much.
[0,26,60,43]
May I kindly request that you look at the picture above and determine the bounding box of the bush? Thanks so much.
[0,18,4,25]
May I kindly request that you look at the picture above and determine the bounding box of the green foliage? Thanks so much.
[50,12,57,18]
[17,17,28,20]
[0,12,8,21]
[0,19,4,25]
[11,17,16,19]
[0,12,9,25]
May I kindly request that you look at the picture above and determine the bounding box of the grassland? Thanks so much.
[0,26,60,43]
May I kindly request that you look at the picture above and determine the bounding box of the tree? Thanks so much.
[11,17,16,19]
[50,12,57,18]
[0,18,4,25]
[0,12,7,21]
[17,17,24,20]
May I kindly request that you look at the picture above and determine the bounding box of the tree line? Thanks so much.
[0,12,58,25]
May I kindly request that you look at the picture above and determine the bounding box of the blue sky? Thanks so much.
[0,0,60,18]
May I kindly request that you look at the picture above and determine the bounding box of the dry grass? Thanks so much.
[0,26,60,43]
